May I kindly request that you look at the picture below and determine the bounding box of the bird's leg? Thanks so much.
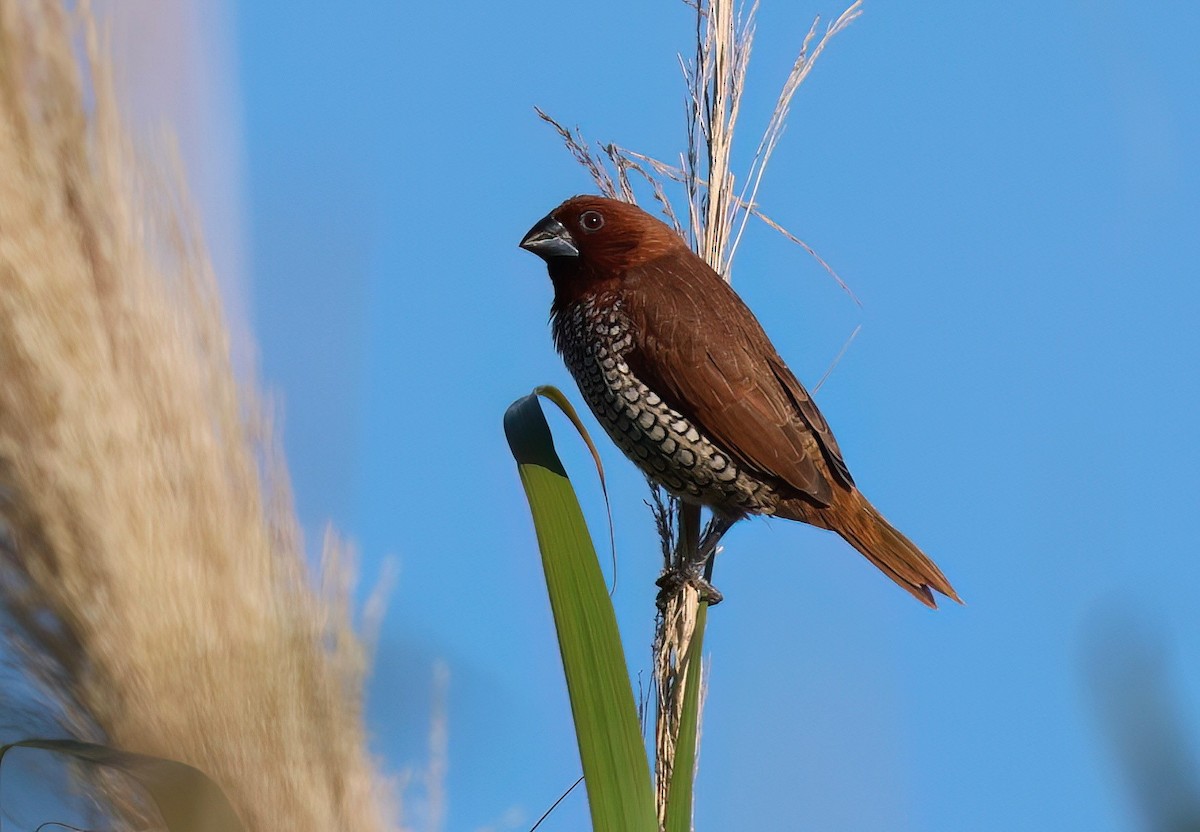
[695,513,737,568]
[656,508,737,609]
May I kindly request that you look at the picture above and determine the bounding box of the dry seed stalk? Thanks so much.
[537,1,861,827]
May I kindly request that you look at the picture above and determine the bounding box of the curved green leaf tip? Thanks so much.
[505,388,657,832]
[530,385,609,501]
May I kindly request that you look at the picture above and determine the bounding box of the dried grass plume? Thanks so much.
[0,1,396,828]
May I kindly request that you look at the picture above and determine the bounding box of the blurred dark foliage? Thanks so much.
[1086,615,1200,832]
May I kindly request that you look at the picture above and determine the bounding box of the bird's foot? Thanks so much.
[655,564,724,608]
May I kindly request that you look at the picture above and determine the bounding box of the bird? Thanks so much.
[519,195,959,608]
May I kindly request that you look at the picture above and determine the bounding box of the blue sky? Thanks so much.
[221,1,1200,829]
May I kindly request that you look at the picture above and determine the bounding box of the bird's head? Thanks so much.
[519,196,685,302]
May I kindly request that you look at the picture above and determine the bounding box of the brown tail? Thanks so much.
[779,490,961,608]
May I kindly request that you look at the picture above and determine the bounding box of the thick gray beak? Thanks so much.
[519,215,579,260]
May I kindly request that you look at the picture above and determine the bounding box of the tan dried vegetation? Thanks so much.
[0,1,395,828]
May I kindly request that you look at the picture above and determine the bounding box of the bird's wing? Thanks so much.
[623,255,853,507]
[765,350,854,488]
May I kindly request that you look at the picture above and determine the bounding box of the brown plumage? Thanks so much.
[519,195,959,608]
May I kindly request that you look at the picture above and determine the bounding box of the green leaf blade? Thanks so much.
[505,390,656,832]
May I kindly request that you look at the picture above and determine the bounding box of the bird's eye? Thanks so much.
[579,210,605,232]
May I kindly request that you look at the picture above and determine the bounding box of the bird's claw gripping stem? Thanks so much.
[655,562,724,608]
[658,513,736,609]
